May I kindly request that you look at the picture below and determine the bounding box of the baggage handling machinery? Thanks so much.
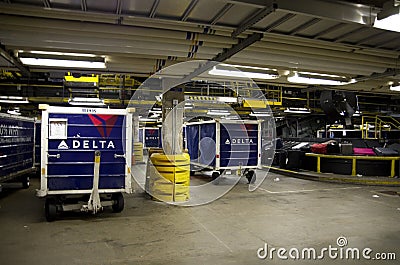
[185,119,262,184]
[37,105,134,221]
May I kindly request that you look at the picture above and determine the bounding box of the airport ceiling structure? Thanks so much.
[0,0,399,94]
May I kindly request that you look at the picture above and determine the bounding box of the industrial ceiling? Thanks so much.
[0,0,399,94]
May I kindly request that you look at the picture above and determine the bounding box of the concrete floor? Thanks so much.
[0,173,399,265]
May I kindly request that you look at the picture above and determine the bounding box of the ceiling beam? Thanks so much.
[43,0,51,8]
[116,0,122,15]
[231,4,275,37]
[227,0,377,26]
[210,3,234,25]
[81,0,87,12]
[181,0,199,22]
[213,33,263,62]
[0,44,30,77]
[355,68,400,82]
[149,0,160,18]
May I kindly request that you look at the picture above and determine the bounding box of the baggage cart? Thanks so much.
[0,113,35,191]
[36,105,134,221]
[185,119,261,184]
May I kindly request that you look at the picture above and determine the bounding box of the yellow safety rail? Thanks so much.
[305,153,400,177]
[361,115,400,139]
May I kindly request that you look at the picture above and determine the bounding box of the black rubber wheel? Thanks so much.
[22,176,30,189]
[211,172,220,185]
[246,170,256,184]
[45,198,57,222]
[112,192,124,213]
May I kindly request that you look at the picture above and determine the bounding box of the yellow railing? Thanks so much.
[361,115,400,139]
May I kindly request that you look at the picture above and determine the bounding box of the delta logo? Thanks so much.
[88,114,119,138]
[57,114,119,150]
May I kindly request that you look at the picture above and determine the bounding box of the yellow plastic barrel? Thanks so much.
[133,142,144,163]
[147,153,190,202]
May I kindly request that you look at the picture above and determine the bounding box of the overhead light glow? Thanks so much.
[207,109,230,116]
[68,97,105,106]
[20,58,106,69]
[249,111,271,117]
[7,109,21,115]
[374,14,400,32]
[390,84,400,91]
[0,96,29,104]
[287,72,355,86]
[27,50,98,57]
[284,107,311,114]
[209,65,279,80]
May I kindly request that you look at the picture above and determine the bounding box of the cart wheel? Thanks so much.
[246,170,256,184]
[21,176,30,189]
[45,198,57,222]
[211,172,220,185]
[112,192,124,213]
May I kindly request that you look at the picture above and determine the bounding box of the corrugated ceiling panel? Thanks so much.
[10,0,42,5]
[86,0,117,13]
[272,15,315,33]
[188,0,227,23]
[216,4,257,26]
[50,0,81,10]
[121,0,155,15]
[318,23,362,40]
[341,30,377,43]
[298,20,342,37]
[253,10,291,29]
[156,0,192,18]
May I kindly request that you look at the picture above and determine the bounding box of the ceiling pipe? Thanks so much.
[1,24,397,71]
[0,14,237,44]
[232,51,387,74]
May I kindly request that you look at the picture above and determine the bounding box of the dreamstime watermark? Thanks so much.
[257,236,396,261]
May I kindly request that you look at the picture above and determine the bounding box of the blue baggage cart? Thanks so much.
[0,113,35,191]
[37,105,134,221]
[185,119,261,183]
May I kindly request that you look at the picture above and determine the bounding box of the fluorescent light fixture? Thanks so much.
[223,115,240,120]
[249,111,272,117]
[284,107,311,114]
[390,84,400,91]
[353,111,362,117]
[23,50,99,57]
[288,72,355,86]
[207,109,230,116]
[139,117,158,122]
[7,109,21,115]
[208,64,279,80]
[0,96,29,104]
[68,97,105,106]
[20,58,106,69]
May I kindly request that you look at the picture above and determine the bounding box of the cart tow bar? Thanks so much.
[86,151,103,214]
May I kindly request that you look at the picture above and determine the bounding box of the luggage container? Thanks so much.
[37,105,134,221]
[0,113,34,191]
[144,127,161,148]
[185,119,261,184]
